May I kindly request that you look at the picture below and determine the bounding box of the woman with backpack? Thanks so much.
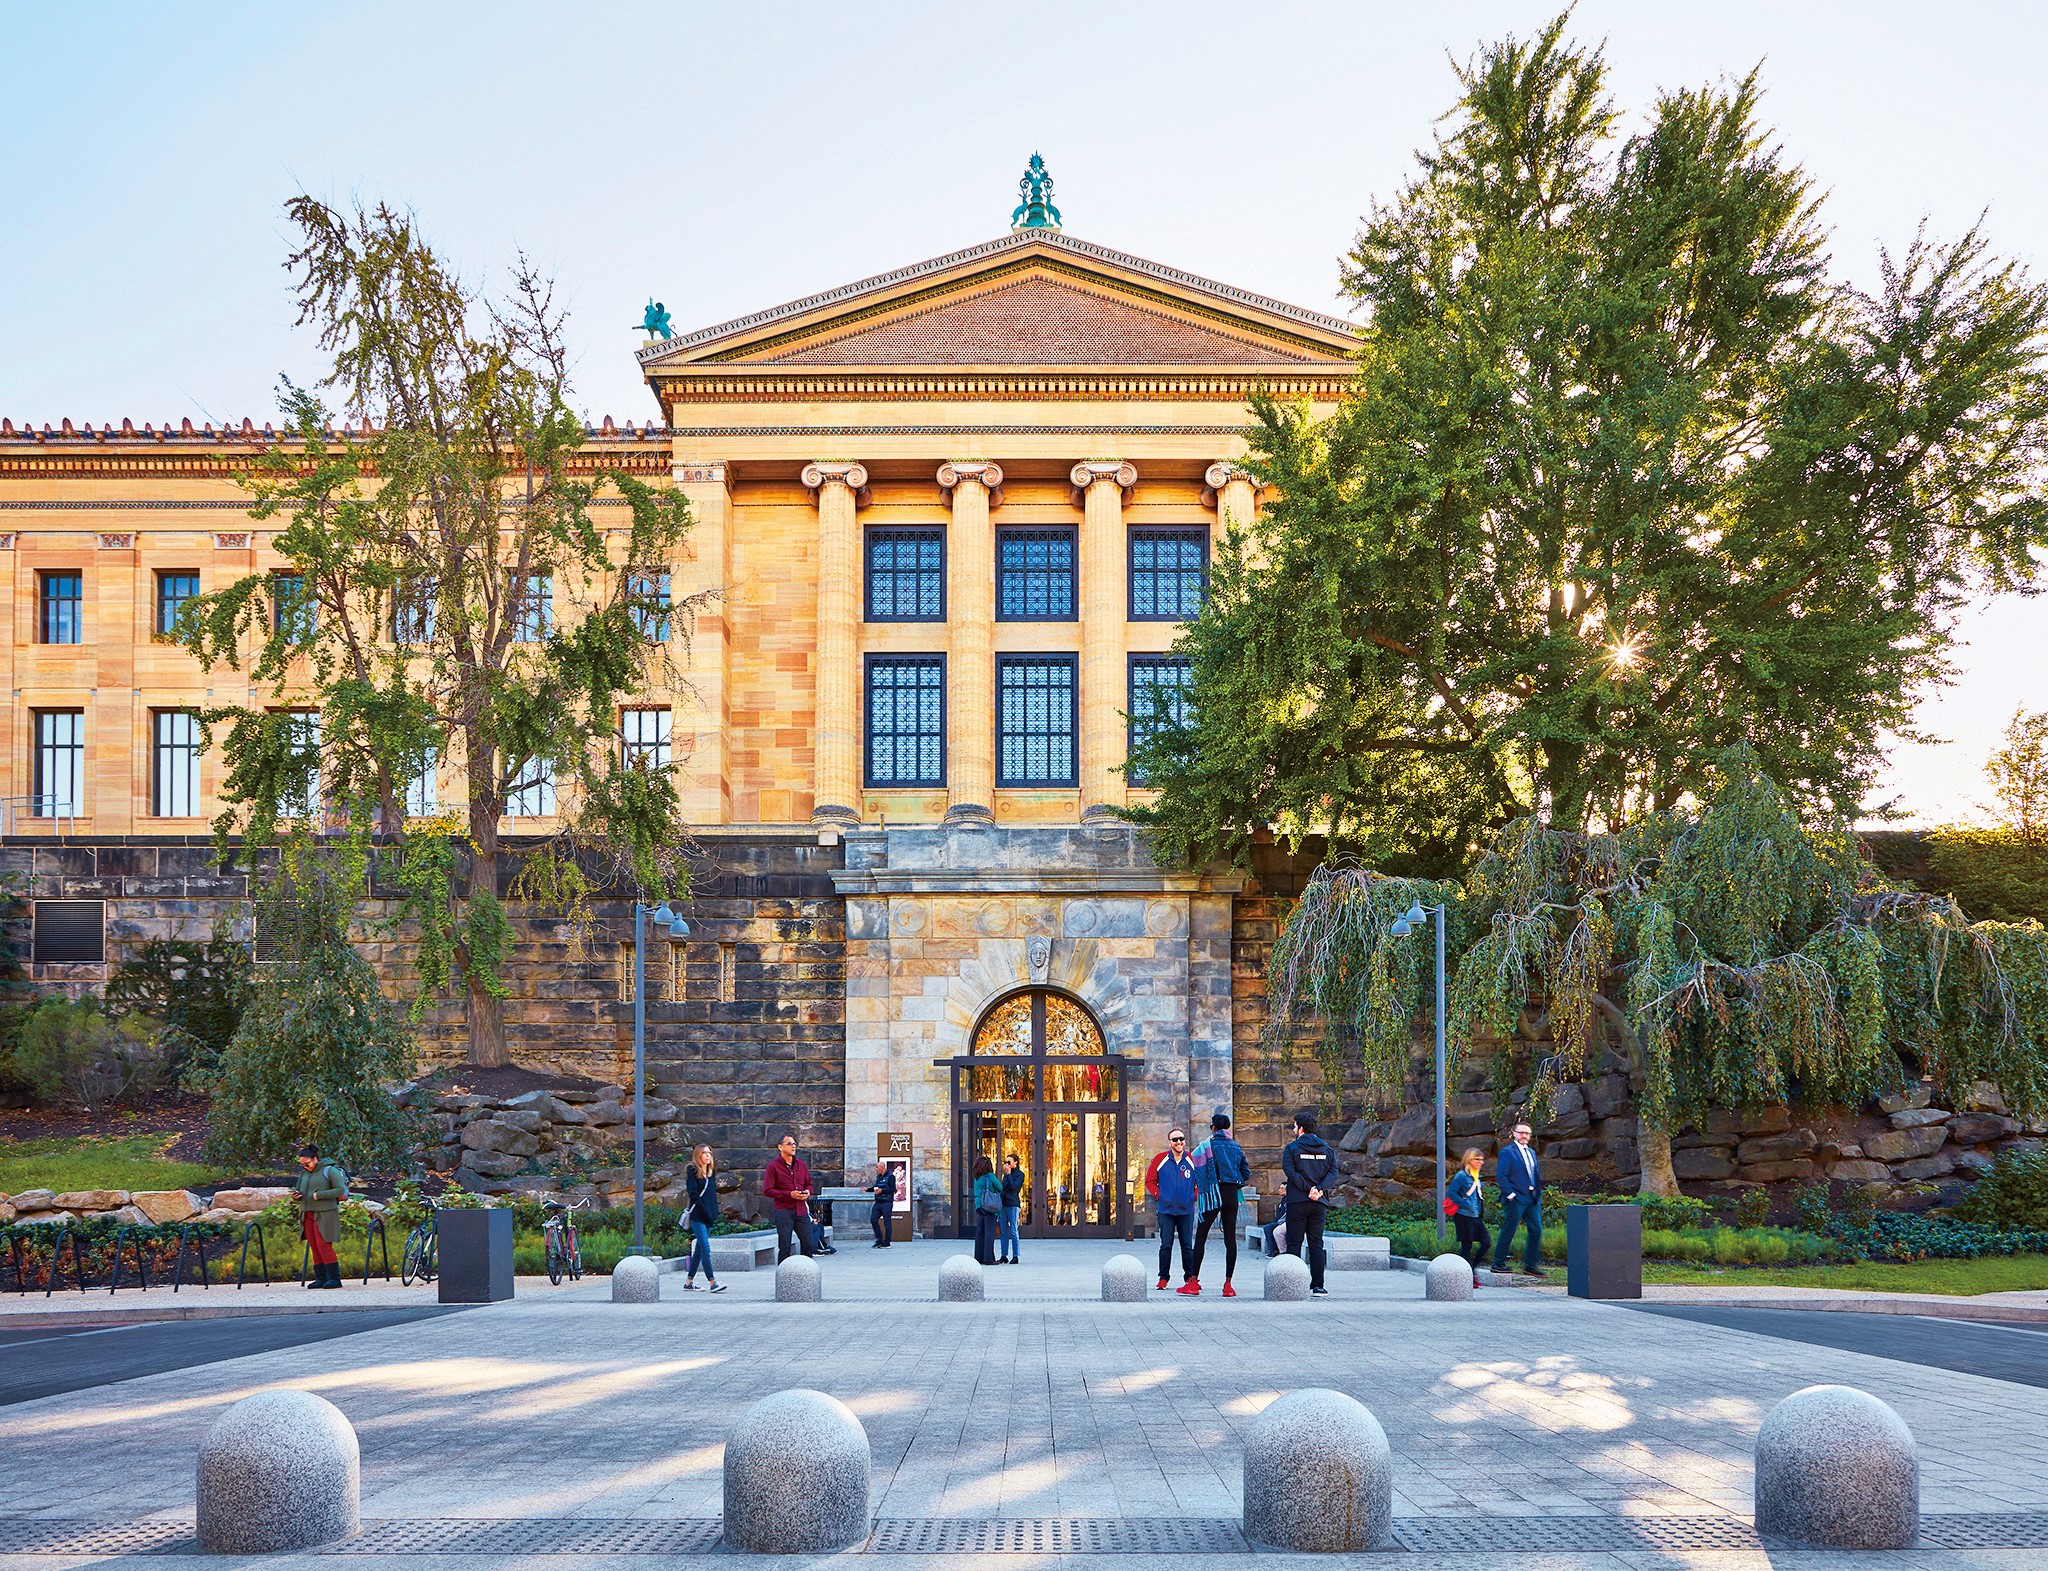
[970,1155,1002,1265]
[683,1143,728,1292]
[295,1144,348,1289]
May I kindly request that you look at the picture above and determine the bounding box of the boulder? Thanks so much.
[1817,1141,1863,1161]
[10,1189,56,1213]
[197,1390,361,1553]
[1741,1107,1793,1136]
[1379,1106,1435,1156]
[1754,1385,1917,1549]
[1608,1138,1640,1175]
[458,1152,523,1179]
[53,1189,130,1213]
[1338,1119,1372,1153]
[210,1187,293,1213]
[1877,1084,1932,1114]
[1242,1389,1391,1552]
[1736,1130,1817,1165]
[1961,1080,2008,1115]
[582,1100,631,1128]
[722,1390,870,1554]
[1673,1148,1735,1181]
[17,1210,78,1226]
[131,1190,202,1225]
[1827,1160,1892,1183]
[1738,1159,1815,1184]
[1893,1152,1957,1183]
[1545,1138,1600,1161]
[492,1109,547,1135]
[1886,1108,1950,1130]
[1947,1112,2019,1146]
[1865,1125,1948,1163]
[460,1122,541,1158]
[105,1205,153,1227]
[1952,1149,1997,1175]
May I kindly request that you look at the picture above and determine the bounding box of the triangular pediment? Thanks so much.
[639,230,1357,373]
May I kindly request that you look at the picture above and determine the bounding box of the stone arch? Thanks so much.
[936,937,1134,1058]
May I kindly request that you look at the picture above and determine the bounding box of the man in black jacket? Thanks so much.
[865,1159,898,1248]
[1280,1110,1336,1296]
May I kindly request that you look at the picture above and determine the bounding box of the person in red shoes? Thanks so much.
[1150,1130,1200,1292]
[1189,1110,1250,1297]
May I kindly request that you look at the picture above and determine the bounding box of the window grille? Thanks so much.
[997,528,1077,620]
[865,656,945,787]
[1129,528,1208,620]
[1127,656,1194,786]
[866,529,945,621]
[996,656,1077,787]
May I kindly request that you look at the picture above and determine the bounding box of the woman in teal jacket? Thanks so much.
[970,1155,1002,1266]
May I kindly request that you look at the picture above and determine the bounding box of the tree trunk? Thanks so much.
[1636,1125,1679,1197]
[463,760,509,1068]
[467,972,508,1068]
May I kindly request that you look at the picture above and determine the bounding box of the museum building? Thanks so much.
[0,168,1358,1233]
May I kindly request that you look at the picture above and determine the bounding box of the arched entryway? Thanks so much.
[946,988,1129,1238]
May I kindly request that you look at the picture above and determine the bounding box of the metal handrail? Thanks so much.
[169,1224,211,1292]
[43,1229,88,1296]
[362,1217,391,1284]
[107,1226,151,1293]
[0,795,80,837]
[236,1222,270,1288]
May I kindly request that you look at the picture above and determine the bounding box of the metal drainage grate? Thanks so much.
[1920,1513,2048,1549]
[0,1521,195,1556]
[1393,1516,1762,1553]
[869,1518,1248,1554]
[330,1519,724,1554]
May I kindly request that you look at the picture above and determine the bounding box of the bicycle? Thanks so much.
[542,1197,589,1284]
[401,1214,438,1286]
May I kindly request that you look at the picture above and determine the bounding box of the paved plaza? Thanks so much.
[2,1239,2046,1568]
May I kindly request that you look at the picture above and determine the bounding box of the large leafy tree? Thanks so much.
[181,200,698,1065]
[1267,751,2048,1195]
[1132,17,2048,870]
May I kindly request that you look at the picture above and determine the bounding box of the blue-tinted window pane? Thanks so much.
[271,573,316,638]
[997,657,1077,786]
[628,569,671,640]
[156,573,200,637]
[1127,656,1194,787]
[1129,529,1208,620]
[997,529,1076,621]
[866,657,945,786]
[867,530,945,621]
[39,573,82,644]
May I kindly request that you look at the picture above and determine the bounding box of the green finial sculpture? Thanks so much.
[1010,153,1062,232]
[638,299,673,340]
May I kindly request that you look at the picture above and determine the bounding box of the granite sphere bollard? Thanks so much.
[776,1255,823,1303]
[1425,1252,1475,1301]
[723,1389,871,1552]
[197,1389,360,1553]
[1263,1254,1310,1301]
[1243,1388,1392,1551]
[938,1254,984,1301]
[1755,1384,1918,1549]
[1100,1253,1148,1302]
[611,1254,660,1303]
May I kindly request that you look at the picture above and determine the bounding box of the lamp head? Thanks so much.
[1388,917,1413,938]
[668,916,691,940]
[650,903,676,925]
[1402,901,1429,926]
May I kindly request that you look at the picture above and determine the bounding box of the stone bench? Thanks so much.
[1243,1225,1390,1269]
[663,1229,777,1273]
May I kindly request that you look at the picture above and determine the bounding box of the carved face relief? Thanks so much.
[1026,936,1051,983]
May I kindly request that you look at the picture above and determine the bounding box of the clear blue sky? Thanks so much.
[3,2,2042,824]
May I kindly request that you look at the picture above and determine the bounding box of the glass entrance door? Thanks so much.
[948,989,1126,1238]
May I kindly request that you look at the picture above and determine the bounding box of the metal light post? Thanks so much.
[631,900,691,1255]
[1389,900,1449,1242]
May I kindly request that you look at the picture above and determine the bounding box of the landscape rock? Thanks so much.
[1738,1159,1815,1183]
[1587,1075,1631,1119]
[17,1210,78,1226]
[1379,1106,1436,1156]
[1961,1080,2007,1115]
[1952,1149,1997,1174]
[1338,1119,1372,1152]
[1947,1112,2018,1146]
[582,1100,631,1128]
[105,1205,153,1227]
[458,1152,523,1179]
[1827,1160,1892,1183]
[54,1190,130,1212]
[1673,1129,1738,1150]
[1886,1108,1950,1130]
[433,1093,493,1113]
[130,1190,202,1224]
[1741,1107,1793,1136]
[642,1099,679,1125]
[1672,1148,1735,1181]
[461,1122,541,1158]
[1878,1084,1933,1114]
[210,1187,293,1213]
[1545,1138,1600,1161]
[1736,1130,1817,1165]
[1893,1152,1957,1183]
[492,1109,547,1135]
[1864,1126,1948,1164]
[10,1190,56,1213]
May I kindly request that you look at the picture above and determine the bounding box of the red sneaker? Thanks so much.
[1221,1282,1237,1298]
[1156,1278,1168,1291]
[1176,1281,1201,1295]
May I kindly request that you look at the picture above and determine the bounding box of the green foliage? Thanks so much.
[206,855,420,1171]
[1922,829,2048,926]
[1832,1211,2048,1261]
[1130,15,2048,871]
[105,923,253,1083]
[1733,1187,1772,1229]
[172,199,699,1064]
[1987,706,2048,844]
[1795,1178,1878,1236]
[1952,1146,2048,1231]
[11,998,170,1113]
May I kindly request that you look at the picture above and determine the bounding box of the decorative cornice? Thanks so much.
[639,230,1360,367]
[654,368,1350,406]
[668,423,1254,438]
[936,461,1005,509]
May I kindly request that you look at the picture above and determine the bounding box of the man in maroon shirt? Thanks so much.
[765,1133,817,1262]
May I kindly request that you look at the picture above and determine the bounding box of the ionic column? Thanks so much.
[1072,460,1136,822]
[937,461,1003,824]
[802,461,868,826]
[1204,461,1264,568]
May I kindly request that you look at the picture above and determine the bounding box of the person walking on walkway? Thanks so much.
[1189,1110,1249,1297]
[997,1153,1025,1264]
[1447,1147,1490,1287]
[1492,1122,1546,1277]
[683,1143,728,1292]
[866,1159,897,1248]
[1151,1130,1199,1292]
[1280,1111,1335,1296]
[295,1144,348,1289]
[970,1155,1002,1265]
[765,1134,817,1262]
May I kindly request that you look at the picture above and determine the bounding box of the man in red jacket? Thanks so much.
[765,1133,817,1262]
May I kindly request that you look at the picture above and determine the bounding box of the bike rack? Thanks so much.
[169,1224,212,1292]
[236,1222,270,1288]
[5,1234,26,1295]
[361,1217,391,1284]
[43,1229,88,1297]
[107,1226,151,1294]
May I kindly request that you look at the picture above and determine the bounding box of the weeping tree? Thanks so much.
[179,199,700,1065]
[1266,752,2048,1195]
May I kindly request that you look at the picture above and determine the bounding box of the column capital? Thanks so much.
[1202,461,1261,506]
[936,460,1004,506]
[801,461,870,506]
[1069,460,1135,506]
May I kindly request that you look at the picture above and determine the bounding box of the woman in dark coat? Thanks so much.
[683,1143,727,1292]
[970,1155,1001,1265]
[295,1144,348,1289]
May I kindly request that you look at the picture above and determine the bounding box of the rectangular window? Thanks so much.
[621,708,673,771]
[1129,527,1209,621]
[997,528,1077,621]
[155,572,201,638]
[38,572,82,644]
[403,746,438,817]
[1127,655,1194,787]
[506,756,556,817]
[866,528,945,622]
[865,655,945,787]
[511,573,552,642]
[152,709,202,817]
[282,711,320,819]
[32,900,104,964]
[270,572,315,637]
[626,568,671,641]
[33,710,84,817]
[996,655,1077,787]
[393,581,436,644]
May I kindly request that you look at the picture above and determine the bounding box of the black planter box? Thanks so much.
[436,1206,514,1303]
[1565,1203,1642,1300]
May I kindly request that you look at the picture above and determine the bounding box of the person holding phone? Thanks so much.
[764,1133,816,1262]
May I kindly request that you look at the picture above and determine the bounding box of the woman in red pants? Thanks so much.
[295,1144,349,1289]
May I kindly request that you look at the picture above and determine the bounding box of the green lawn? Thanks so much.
[0,1133,237,1196]
[1644,1255,2048,1296]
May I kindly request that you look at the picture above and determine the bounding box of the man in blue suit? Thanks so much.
[1492,1121,1547,1278]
